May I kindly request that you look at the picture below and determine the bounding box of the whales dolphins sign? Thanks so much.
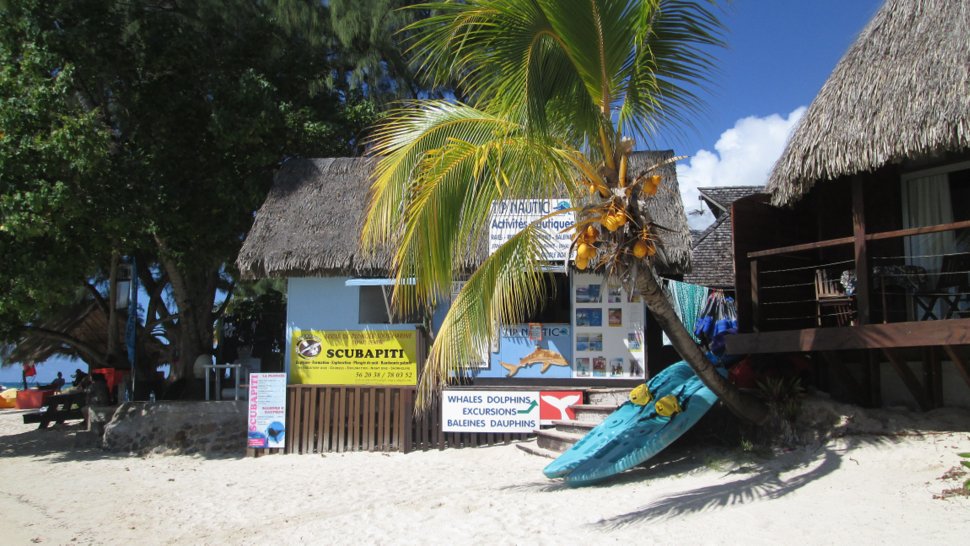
[442,389,584,433]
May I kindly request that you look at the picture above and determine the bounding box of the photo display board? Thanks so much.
[571,272,645,379]
[478,324,572,379]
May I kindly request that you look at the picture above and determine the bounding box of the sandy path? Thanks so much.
[0,409,967,545]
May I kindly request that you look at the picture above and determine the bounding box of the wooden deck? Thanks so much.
[726,319,970,411]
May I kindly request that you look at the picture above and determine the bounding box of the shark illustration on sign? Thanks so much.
[499,347,569,377]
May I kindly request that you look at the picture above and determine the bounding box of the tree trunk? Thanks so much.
[159,251,220,396]
[106,250,121,366]
[635,266,769,425]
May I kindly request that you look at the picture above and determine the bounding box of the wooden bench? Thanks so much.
[23,392,87,429]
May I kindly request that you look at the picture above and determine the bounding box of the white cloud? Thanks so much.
[676,107,806,230]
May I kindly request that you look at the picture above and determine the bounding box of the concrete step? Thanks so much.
[571,404,619,423]
[550,419,597,435]
[536,428,584,452]
[516,440,561,460]
[586,388,633,406]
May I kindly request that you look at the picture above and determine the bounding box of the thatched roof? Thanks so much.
[629,150,692,274]
[237,152,692,278]
[685,186,764,289]
[237,158,387,279]
[767,0,970,206]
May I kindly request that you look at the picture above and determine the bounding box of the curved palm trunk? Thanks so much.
[635,266,768,425]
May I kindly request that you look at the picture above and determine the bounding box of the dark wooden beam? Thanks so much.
[865,219,970,241]
[747,236,855,259]
[746,220,970,260]
[866,350,882,407]
[851,177,870,325]
[750,259,761,332]
[882,348,931,411]
[941,345,970,390]
[926,347,943,408]
[819,351,866,405]
[726,318,970,354]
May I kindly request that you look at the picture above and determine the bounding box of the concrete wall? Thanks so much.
[101,401,247,455]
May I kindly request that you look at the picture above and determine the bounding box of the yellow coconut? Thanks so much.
[577,242,595,259]
[643,174,662,196]
[575,255,589,270]
[632,240,649,259]
[585,225,599,241]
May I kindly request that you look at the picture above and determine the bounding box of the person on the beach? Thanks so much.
[49,372,65,390]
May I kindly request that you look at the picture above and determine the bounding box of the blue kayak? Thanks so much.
[543,360,721,486]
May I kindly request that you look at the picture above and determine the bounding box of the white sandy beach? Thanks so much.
[0,401,968,545]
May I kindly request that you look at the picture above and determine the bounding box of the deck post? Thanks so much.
[750,259,760,332]
[851,177,870,325]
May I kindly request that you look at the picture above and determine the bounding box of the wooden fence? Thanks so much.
[282,385,533,454]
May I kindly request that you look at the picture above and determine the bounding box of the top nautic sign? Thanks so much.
[488,199,574,260]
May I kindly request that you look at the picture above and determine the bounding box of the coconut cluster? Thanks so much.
[571,173,661,272]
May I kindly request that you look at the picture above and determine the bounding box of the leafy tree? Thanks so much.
[0,0,402,384]
[363,0,768,424]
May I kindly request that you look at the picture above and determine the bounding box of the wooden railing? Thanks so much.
[747,219,970,332]
[282,385,533,454]
[747,220,970,259]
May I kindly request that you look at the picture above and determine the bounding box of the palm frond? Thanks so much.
[362,101,582,317]
[415,219,558,409]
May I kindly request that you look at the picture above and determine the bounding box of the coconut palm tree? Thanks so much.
[362,0,768,424]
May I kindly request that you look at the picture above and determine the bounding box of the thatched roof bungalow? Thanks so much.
[727,0,970,411]
[237,152,694,390]
[237,152,692,279]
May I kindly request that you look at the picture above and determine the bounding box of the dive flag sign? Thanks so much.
[538,391,583,425]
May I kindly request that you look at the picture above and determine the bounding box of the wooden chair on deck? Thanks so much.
[815,269,855,326]
[937,252,970,318]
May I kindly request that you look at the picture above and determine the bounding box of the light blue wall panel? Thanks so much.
[285,277,418,376]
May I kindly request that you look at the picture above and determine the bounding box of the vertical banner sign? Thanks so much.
[291,330,418,385]
[248,373,287,449]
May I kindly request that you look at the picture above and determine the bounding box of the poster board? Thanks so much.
[572,273,645,379]
[247,373,287,449]
[290,330,418,385]
[477,324,572,379]
[489,199,574,260]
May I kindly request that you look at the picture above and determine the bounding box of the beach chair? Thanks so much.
[815,269,855,326]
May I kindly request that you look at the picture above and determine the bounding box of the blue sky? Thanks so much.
[652,0,884,228]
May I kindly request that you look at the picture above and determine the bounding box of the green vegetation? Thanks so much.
[0,0,412,383]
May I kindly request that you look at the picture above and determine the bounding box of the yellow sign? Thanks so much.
[290,330,418,385]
